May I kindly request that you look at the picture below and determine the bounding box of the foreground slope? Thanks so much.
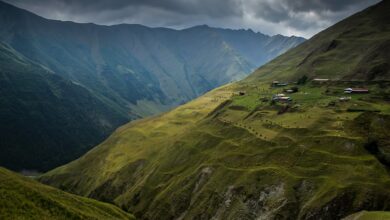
[0,167,134,219]
[343,211,390,220]
[0,42,128,172]
[41,1,390,219]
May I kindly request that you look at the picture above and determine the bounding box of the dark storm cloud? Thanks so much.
[249,0,380,25]
[4,0,381,38]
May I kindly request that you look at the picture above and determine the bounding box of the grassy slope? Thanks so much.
[41,1,390,219]
[246,0,389,82]
[0,167,134,220]
[343,211,390,220]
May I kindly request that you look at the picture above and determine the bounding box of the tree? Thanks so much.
[297,75,308,85]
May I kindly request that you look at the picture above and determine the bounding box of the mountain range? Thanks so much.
[40,1,390,219]
[0,0,304,172]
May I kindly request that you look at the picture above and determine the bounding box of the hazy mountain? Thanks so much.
[0,42,128,172]
[0,0,304,116]
[0,0,304,172]
[0,167,134,219]
[41,1,390,219]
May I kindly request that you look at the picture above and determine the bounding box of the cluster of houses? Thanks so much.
[237,78,370,106]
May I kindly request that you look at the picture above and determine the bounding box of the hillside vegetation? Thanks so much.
[246,0,389,82]
[343,211,390,220]
[0,42,128,172]
[0,167,134,219]
[41,1,390,219]
[0,0,304,172]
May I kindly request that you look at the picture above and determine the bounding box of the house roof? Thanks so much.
[345,88,369,91]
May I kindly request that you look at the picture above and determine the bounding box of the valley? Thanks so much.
[39,1,390,219]
[1,0,389,219]
[0,0,304,172]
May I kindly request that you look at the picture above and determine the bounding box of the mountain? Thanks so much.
[0,167,134,219]
[246,0,389,82]
[0,0,304,117]
[0,42,128,172]
[0,0,304,172]
[40,1,390,219]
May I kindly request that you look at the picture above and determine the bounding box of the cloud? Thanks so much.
[4,0,381,38]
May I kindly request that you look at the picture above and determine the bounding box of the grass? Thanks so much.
[343,211,390,220]
[0,167,134,220]
[40,79,390,219]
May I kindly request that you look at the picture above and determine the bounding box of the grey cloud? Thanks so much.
[250,0,380,22]
[4,0,382,38]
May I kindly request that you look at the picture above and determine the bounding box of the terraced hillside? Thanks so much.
[0,167,134,219]
[40,1,390,219]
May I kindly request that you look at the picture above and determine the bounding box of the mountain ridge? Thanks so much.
[0,0,305,115]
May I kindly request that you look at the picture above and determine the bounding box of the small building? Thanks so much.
[313,78,329,82]
[344,88,369,94]
[339,96,351,102]
[271,81,280,86]
[272,94,292,102]
[278,96,292,102]
[271,81,288,87]
[284,86,299,93]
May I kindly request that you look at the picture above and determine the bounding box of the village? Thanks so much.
[269,79,369,104]
[233,76,371,113]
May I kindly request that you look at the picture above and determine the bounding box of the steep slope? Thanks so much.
[343,211,390,220]
[0,42,128,172]
[0,0,304,117]
[0,1,304,172]
[0,167,134,219]
[40,1,390,219]
[246,0,390,82]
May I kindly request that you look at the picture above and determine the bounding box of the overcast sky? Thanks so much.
[4,0,381,38]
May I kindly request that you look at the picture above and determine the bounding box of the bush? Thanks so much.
[297,75,308,85]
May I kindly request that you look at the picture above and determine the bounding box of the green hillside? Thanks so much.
[0,167,134,219]
[343,211,390,220]
[246,0,389,82]
[41,1,390,219]
[0,42,128,172]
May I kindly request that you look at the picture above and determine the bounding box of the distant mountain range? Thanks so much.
[0,0,304,172]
